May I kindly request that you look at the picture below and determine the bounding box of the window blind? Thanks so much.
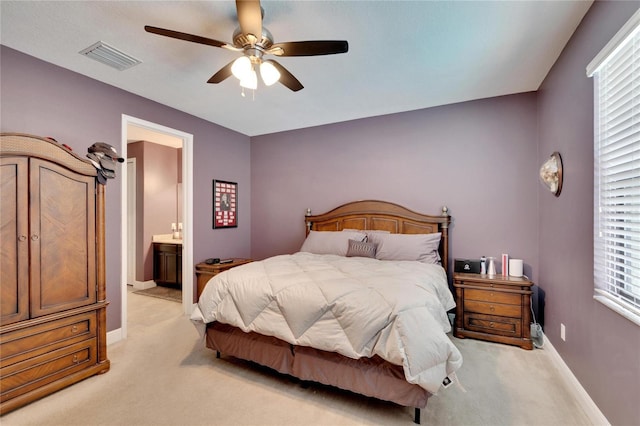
[591,19,640,324]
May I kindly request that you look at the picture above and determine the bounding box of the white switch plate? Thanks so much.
[560,323,566,341]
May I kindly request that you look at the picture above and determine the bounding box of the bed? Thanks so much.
[192,200,462,423]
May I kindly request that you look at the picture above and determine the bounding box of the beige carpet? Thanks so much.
[1,291,594,426]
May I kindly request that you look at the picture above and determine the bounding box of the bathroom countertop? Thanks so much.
[152,234,182,245]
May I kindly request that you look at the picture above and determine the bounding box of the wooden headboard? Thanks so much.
[305,200,451,274]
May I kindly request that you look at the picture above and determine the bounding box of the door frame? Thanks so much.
[120,115,194,339]
[126,158,136,286]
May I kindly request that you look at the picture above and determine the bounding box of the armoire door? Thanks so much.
[29,159,97,318]
[0,158,30,326]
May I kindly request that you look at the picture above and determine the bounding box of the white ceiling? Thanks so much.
[1,1,592,137]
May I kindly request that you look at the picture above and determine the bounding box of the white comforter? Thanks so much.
[192,252,463,393]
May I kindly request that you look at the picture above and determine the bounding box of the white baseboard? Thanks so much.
[132,280,155,290]
[543,335,610,426]
[106,328,123,346]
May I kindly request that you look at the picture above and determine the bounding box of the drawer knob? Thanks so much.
[18,235,27,242]
[31,234,39,241]
[71,325,78,333]
[489,322,495,328]
[490,306,495,312]
[72,355,79,364]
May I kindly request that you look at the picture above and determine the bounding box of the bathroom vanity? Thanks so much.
[152,236,182,287]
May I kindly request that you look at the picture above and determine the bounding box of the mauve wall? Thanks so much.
[129,141,180,281]
[537,1,640,425]
[0,46,252,331]
[250,93,540,283]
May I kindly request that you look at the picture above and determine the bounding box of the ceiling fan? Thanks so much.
[145,0,349,92]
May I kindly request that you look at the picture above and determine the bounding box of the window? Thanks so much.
[587,10,640,325]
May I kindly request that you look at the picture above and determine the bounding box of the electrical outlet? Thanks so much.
[560,323,566,341]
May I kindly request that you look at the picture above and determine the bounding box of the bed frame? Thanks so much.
[204,200,451,424]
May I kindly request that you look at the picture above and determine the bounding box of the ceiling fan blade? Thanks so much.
[145,26,238,51]
[235,0,262,43]
[268,60,303,92]
[207,61,235,84]
[269,41,349,57]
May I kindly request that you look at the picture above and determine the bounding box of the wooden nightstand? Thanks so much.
[195,259,253,299]
[453,273,533,350]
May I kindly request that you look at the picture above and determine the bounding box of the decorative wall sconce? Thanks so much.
[539,152,563,197]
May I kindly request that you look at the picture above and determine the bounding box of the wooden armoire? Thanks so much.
[0,133,110,414]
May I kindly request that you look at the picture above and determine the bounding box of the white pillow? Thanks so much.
[300,231,367,256]
[369,232,442,263]
[366,230,391,239]
[342,229,390,241]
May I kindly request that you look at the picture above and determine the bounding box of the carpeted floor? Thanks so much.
[1,291,595,426]
[133,285,181,303]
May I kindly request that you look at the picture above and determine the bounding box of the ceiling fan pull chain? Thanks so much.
[240,87,256,101]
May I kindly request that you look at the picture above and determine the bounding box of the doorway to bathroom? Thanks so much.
[120,115,193,340]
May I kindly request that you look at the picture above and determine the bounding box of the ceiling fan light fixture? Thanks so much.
[260,61,280,86]
[145,0,348,93]
[231,56,252,80]
[240,68,258,90]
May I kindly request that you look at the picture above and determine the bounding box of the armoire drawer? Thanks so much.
[464,312,521,337]
[464,300,521,318]
[0,338,97,402]
[464,288,521,305]
[0,312,97,368]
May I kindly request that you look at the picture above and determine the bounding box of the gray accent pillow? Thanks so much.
[346,239,378,258]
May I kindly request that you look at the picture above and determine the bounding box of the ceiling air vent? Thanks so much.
[79,41,141,71]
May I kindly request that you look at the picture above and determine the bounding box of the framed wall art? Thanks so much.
[213,180,237,228]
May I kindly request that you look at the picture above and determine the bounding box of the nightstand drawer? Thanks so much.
[464,300,521,317]
[464,312,521,337]
[453,273,533,350]
[465,288,521,305]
